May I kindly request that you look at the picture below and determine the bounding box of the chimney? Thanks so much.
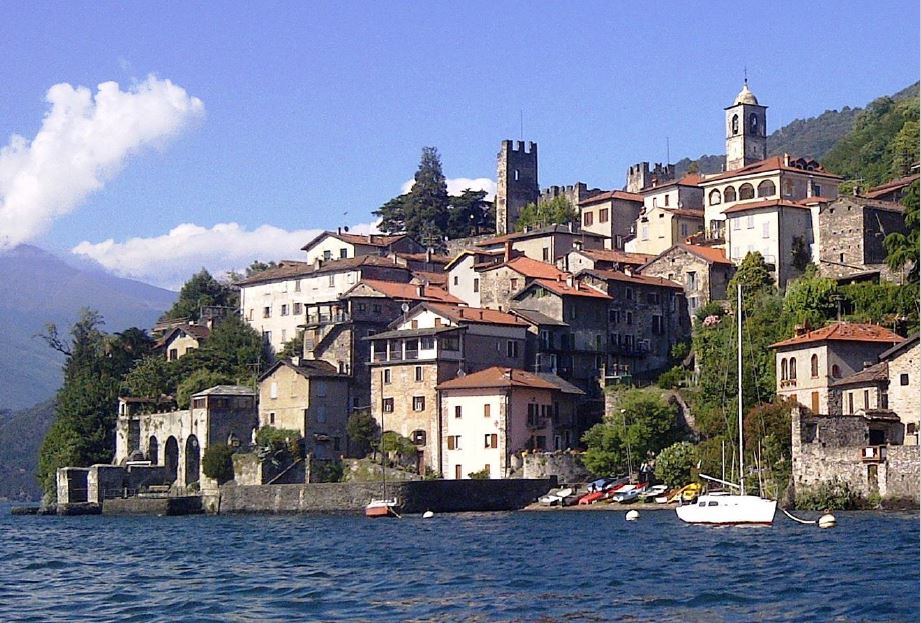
[291,355,300,366]
[314,258,323,270]
[417,284,425,298]
[794,324,808,337]
[504,240,513,262]
[478,310,484,320]
[568,222,574,233]
[337,226,341,235]
[863,361,874,370]
[852,185,861,197]
[624,266,633,277]
[566,275,574,288]
[503,368,512,380]
[783,153,790,167]
[425,248,432,263]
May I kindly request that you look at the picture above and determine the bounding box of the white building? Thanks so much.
[300,230,423,264]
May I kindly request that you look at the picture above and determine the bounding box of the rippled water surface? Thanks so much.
[1,506,918,622]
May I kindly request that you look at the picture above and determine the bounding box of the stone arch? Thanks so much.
[757,180,776,197]
[708,189,722,205]
[738,183,755,200]
[789,357,797,380]
[164,436,179,482]
[724,186,737,203]
[185,435,201,487]
[749,112,759,133]
[148,436,159,465]
[731,114,739,135]
[811,354,819,378]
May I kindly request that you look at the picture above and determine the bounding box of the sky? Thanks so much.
[0,1,917,288]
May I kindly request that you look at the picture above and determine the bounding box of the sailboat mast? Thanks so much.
[737,284,745,496]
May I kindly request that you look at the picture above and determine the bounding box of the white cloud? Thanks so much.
[0,75,204,249]
[401,177,496,200]
[72,220,380,289]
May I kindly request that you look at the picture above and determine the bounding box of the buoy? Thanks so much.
[625,510,639,521]
[817,513,837,529]
[422,510,435,519]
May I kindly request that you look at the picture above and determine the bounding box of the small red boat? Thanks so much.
[365,499,399,518]
[578,491,605,505]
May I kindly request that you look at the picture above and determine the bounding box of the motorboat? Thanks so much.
[538,487,574,506]
[638,484,667,502]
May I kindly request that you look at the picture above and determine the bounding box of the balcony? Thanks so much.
[527,417,549,430]
[860,445,887,463]
[779,379,797,388]
[306,311,350,326]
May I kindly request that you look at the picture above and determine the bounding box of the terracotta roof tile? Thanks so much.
[478,256,568,280]
[771,323,904,349]
[575,248,655,266]
[412,271,448,287]
[350,279,462,303]
[705,155,843,182]
[531,278,611,299]
[236,255,409,286]
[436,367,561,391]
[301,231,410,252]
[676,243,733,265]
[424,303,529,327]
[865,173,920,199]
[721,199,810,215]
[580,268,684,290]
[579,190,644,205]
[475,225,607,247]
[830,362,889,387]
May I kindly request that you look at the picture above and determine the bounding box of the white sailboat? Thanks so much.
[676,284,777,526]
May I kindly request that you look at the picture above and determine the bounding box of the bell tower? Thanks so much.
[725,80,767,171]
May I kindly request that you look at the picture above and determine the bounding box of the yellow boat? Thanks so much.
[667,482,702,504]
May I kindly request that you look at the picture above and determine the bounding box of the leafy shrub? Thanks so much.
[654,442,698,488]
[795,477,860,511]
[312,460,344,483]
[202,443,236,484]
[255,426,302,456]
[657,366,684,389]
[468,468,490,480]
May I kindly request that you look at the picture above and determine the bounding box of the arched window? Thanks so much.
[731,114,739,135]
[832,364,841,378]
[781,358,788,381]
[749,113,759,133]
[709,189,722,205]
[757,180,776,197]
[811,354,819,378]
[148,436,159,465]
[789,357,797,380]
[739,183,755,200]
[724,186,737,203]
[411,430,427,446]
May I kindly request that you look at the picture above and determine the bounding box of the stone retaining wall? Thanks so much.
[218,478,556,514]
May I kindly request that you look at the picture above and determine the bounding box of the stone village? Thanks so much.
[56,83,919,514]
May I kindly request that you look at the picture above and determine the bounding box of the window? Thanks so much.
[724,186,737,203]
[686,271,697,290]
[357,302,366,312]
[316,406,327,423]
[680,223,688,238]
[625,287,633,300]
[506,340,519,358]
[599,208,609,223]
[664,195,670,207]
[583,211,594,227]
[542,247,549,261]
[421,336,434,350]
[749,113,759,133]
[281,304,289,316]
[294,280,301,292]
[413,396,425,411]
[262,330,272,344]
[762,222,770,238]
[280,329,286,342]
[339,248,348,259]
[652,315,663,335]
[609,309,620,324]
[383,369,391,384]
[641,225,649,240]
[247,308,254,321]
[169,348,178,361]
[333,437,341,451]
[328,274,335,287]
[626,312,633,325]
[263,306,271,318]
[746,215,754,229]
[411,320,419,329]
[810,354,819,378]
[447,435,462,450]
[473,278,479,293]
[647,292,660,305]
[811,392,819,413]
[411,430,426,445]
[901,373,910,386]
[510,278,519,290]
[414,366,423,382]
[709,189,722,206]
[652,197,657,208]
[323,250,331,260]
[863,390,869,410]
[453,276,459,286]
[484,403,491,417]
[847,392,854,415]
[832,364,841,378]
[270,382,278,399]
[372,304,381,313]
[739,183,754,200]
[454,405,462,419]
[293,302,302,315]
[485,434,498,449]
[269,412,275,425]
[732,218,741,231]
[731,114,739,134]
[813,185,822,197]
[382,398,394,413]
[789,357,797,380]
[780,358,788,381]
[757,180,775,197]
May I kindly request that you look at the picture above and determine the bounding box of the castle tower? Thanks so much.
[725,81,767,171]
[496,140,539,234]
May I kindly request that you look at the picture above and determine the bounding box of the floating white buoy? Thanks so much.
[422,510,435,519]
[818,513,837,529]
[625,510,639,521]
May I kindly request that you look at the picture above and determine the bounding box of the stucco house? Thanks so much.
[559,248,653,274]
[475,224,608,262]
[158,324,210,361]
[301,230,424,264]
[578,191,644,250]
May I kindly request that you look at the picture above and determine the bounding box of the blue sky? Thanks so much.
[0,1,917,287]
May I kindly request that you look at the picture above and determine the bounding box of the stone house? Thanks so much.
[257,358,350,460]
[863,172,919,203]
[301,230,424,264]
[367,303,529,471]
[771,323,904,414]
[880,334,920,444]
[828,361,889,417]
[475,224,608,263]
[237,255,411,353]
[578,191,644,250]
[157,324,210,361]
[576,269,689,377]
[723,199,814,289]
[627,205,705,256]
[639,173,704,212]
[444,249,503,307]
[115,385,258,490]
[436,367,584,479]
[476,251,568,310]
[816,195,908,281]
[638,243,735,313]
[791,406,919,504]
[559,248,653,274]
[510,277,611,396]
[390,250,452,274]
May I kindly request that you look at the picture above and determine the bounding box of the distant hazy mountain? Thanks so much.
[0,400,54,500]
[674,82,919,177]
[0,244,176,409]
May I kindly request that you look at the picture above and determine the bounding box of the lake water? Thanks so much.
[1,506,918,622]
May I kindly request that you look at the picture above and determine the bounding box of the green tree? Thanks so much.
[581,421,624,477]
[375,194,408,236]
[202,443,236,484]
[654,442,698,487]
[178,314,268,383]
[277,331,304,359]
[728,252,774,304]
[37,310,150,496]
[163,269,237,322]
[122,355,174,409]
[379,431,417,463]
[346,410,378,458]
[375,147,451,246]
[515,196,577,231]
[884,180,919,283]
[782,269,839,327]
[176,369,233,409]
[446,189,493,238]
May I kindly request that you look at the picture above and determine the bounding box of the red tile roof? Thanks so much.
[796,196,835,205]
[424,303,529,327]
[865,173,920,199]
[705,155,843,182]
[437,367,561,391]
[576,248,655,266]
[531,278,611,299]
[579,190,644,206]
[721,199,810,215]
[677,243,733,265]
[663,207,706,219]
[475,225,607,247]
[236,255,409,286]
[580,268,684,290]
[394,252,452,264]
[771,323,904,349]
[412,271,448,287]
[478,256,568,280]
[301,231,409,251]
[352,279,462,303]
